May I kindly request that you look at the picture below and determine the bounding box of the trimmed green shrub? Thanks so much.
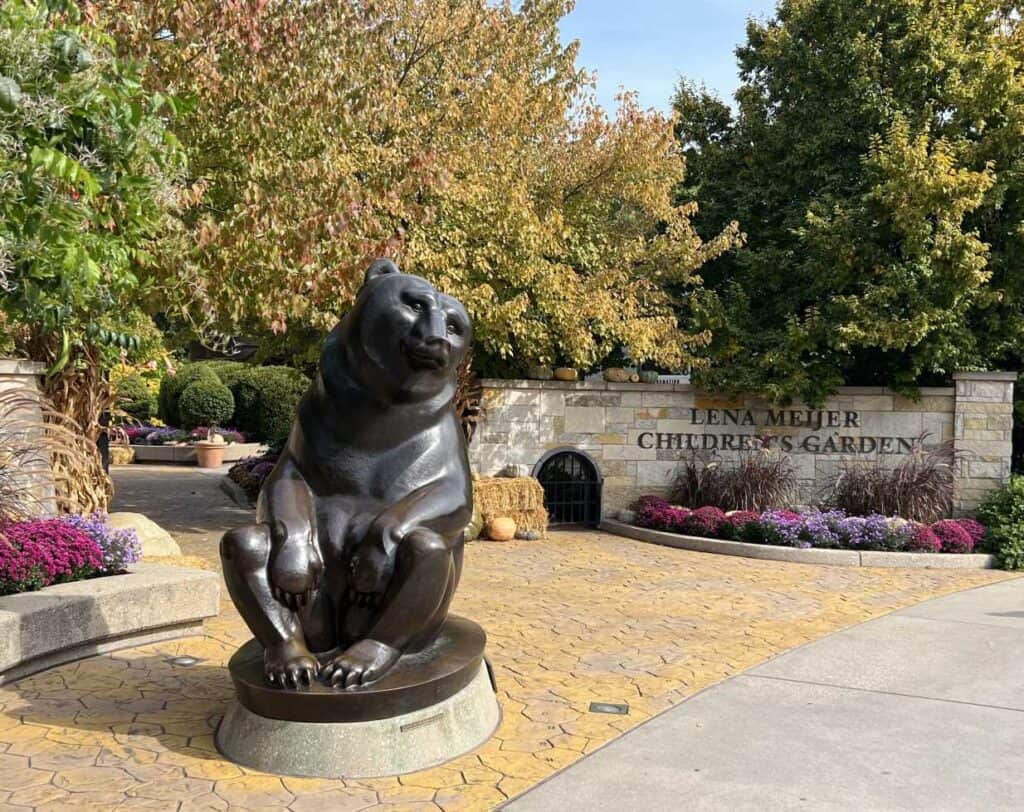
[114,374,157,421]
[158,365,219,425]
[194,360,250,390]
[977,476,1024,569]
[178,379,235,430]
[231,366,309,444]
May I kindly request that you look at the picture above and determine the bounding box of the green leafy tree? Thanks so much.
[674,0,1024,403]
[102,0,740,373]
[0,0,191,508]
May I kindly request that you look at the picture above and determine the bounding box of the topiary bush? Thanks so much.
[114,373,156,421]
[158,364,219,425]
[231,366,309,444]
[977,476,1024,569]
[178,379,235,430]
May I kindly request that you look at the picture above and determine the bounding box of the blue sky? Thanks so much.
[559,1,779,113]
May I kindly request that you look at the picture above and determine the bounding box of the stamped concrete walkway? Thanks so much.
[508,577,1024,811]
[0,467,1015,810]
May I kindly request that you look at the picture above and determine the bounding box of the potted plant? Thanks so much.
[194,431,227,468]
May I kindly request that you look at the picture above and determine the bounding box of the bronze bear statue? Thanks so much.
[220,259,473,690]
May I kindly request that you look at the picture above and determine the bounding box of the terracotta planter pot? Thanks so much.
[602,367,631,383]
[194,441,227,468]
[553,367,578,382]
[487,517,517,541]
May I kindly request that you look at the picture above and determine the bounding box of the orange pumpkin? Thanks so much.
[487,517,517,541]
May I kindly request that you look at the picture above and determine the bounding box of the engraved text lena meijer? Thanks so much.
[636,409,922,455]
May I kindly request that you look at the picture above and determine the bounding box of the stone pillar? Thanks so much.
[953,371,1017,513]
[0,359,57,516]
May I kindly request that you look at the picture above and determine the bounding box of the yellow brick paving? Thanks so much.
[0,531,1014,811]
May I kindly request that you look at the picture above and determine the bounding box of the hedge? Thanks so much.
[157,361,309,443]
[114,373,157,421]
[231,366,309,445]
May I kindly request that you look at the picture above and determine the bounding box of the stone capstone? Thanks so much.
[106,512,181,557]
[0,564,220,684]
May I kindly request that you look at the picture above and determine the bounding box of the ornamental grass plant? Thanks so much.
[670,451,796,511]
[0,387,100,522]
[823,436,957,523]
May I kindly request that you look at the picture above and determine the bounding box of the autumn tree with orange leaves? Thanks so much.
[101,0,740,372]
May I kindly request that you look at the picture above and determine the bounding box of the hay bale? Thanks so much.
[473,476,548,538]
[473,476,544,513]
[495,506,549,534]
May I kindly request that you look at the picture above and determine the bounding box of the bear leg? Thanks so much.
[322,528,462,689]
[221,523,321,688]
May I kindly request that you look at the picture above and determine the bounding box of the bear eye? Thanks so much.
[446,321,462,336]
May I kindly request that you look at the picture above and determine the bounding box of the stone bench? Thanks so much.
[0,564,220,685]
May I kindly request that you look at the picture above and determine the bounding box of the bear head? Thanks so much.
[325,259,472,403]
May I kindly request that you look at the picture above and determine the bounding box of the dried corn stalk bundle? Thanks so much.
[0,385,108,520]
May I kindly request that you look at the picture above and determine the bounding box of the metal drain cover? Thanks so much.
[165,655,202,667]
[589,701,629,715]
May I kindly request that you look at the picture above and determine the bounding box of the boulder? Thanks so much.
[106,512,181,558]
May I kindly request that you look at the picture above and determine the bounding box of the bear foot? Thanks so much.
[321,639,400,689]
[264,639,318,689]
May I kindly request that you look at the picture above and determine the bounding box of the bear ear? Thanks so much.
[364,258,402,285]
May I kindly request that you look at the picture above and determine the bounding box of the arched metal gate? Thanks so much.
[533,449,602,526]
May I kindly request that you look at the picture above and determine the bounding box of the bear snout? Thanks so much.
[402,335,451,370]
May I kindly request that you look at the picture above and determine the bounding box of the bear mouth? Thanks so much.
[403,342,449,371]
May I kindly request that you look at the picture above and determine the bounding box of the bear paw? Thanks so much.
[321,639,400,689]
[263,639,318,689]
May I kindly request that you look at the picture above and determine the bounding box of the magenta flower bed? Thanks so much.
[632,496,984,554]
[0,513,142,596]
[123,424,247,445]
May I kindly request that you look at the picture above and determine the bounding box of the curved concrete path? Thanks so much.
[507,577,1024,811]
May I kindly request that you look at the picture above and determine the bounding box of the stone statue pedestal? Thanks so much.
[215,616,501,777]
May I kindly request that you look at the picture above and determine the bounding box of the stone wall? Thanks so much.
[469,372,1017,518]
[953,372,1017,511]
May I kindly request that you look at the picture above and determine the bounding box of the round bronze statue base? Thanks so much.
[227,615,490,723]
[216,616,501,778]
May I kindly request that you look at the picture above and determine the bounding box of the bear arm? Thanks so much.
[257,451,317,549]
[368,478,471,550]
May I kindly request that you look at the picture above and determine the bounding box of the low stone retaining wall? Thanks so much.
[130,442,265,465]
[601,519,998,570]
[0,564,221,685]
